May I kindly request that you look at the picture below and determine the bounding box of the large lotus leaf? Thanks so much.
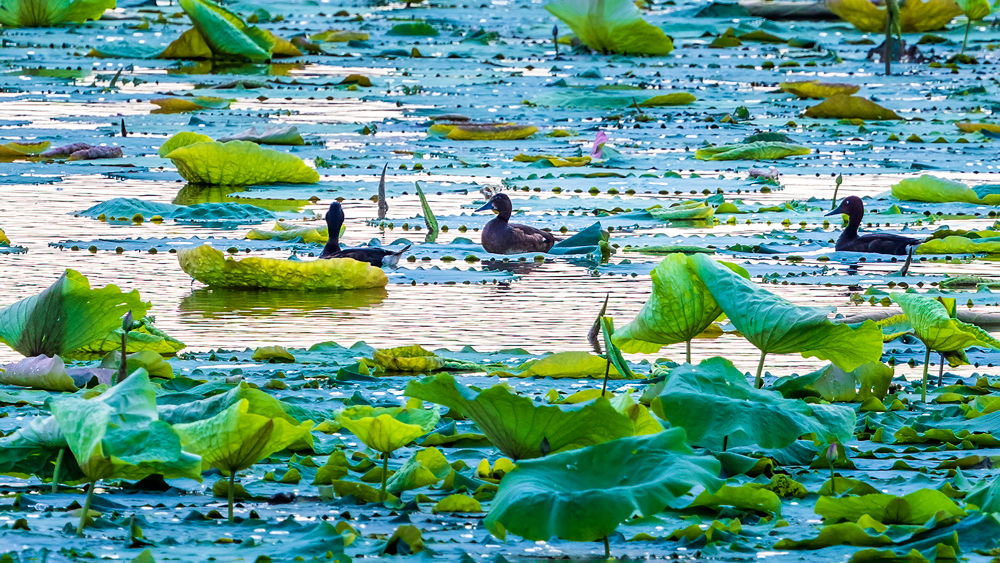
[694,141,811,161]
[428,123,538,141]
[336,406,439,454]
[75,316,186,356]
[173,399,313,474]
[246,221,342,244]
[98,350,172,380]
[815,489,966,525]
[484,430,721,542]
[691,255,883,371]
[50,370,202,482]
[502,351,622,379]
[689,484,782,516]
[0,269,150,359]
[0,354,79,391]
[826,0,961,32]
[956,121,1000,134]
[804,95,903,120]
[159,382,312,425]
[780,81,860,99]
[0,0,112,27]
[405,373,634,460]
[891,292,1000,353]
[166,141,319,185]
[177,245,388,291]
[177,0,275,62]
[0,415,82,481]
[651,357,855,450]
[158,132,213,157]
[545,0,674,55]
[386,447,451,493]
[157,27,214,59]
[917,236,1000,255]
[892,175,1000,205]
[613,254,749,353]
[774,362,894,402]
[373,345,446,372]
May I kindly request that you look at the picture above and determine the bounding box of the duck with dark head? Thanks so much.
[825,196,924,255]
[320,201,410,267]
[475,192,556,254]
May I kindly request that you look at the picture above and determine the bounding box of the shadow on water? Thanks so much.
[179,287,389,317]
[173,184,312,213]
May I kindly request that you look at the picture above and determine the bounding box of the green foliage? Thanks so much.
[178,0,276,62]
[545,0,674,55]
[0,0,112,27]
[165,141,319,185]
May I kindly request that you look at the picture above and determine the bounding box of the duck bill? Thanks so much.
[824,207,845,217]
[474,201,494,212]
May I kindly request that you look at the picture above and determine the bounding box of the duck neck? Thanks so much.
[323,220,342,255]
[842,210,862,242]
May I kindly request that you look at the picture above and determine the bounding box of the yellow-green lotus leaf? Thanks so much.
[826,0,962,32]
[311,29,370,42]
[504,351,622,379]
[804,95,903,120]
[158,27,215,60]
[328,480,399,503]
[545,0,674,55]
[956,121,1000,134]
[428,123,538,140]
[512,154,591,167]
[690,484,783,516]
[312,451,350,485]
[386,447,452,493]
[166,140,319,185]
[918,236,1000,255]
[694,142,811,161]
[780,81,860,99]
[178,0,275,62]
[336,406,439,454]
[158,131,213,158]
[956,0,993,19]
[891,292,1000,353]
[177,245,387,291]
[252,345,295,363]
[815,488,966,524]
[246,222,340,244]
[373,345,446,372]
[639,93,696,107]
[0,227,8,246]
[150,97,232,114]
[174,399,313,474]
[0,0,112,27]
[433,494,482,513]
[75,316,186,357]
[892,174,1000,205]
[774,519,893,549]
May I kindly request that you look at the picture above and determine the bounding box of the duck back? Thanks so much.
[482,218,556,254]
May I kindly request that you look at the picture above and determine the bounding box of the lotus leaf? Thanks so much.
[0,227,8,246]
[815,489,966,524]
[892,293,1000,354]
[0,269,150,359]
[689,484,782,516]
[76,316,186,356]
[311,29,369,42]
[157,27,214,59]
[166,140,319,185]
[246,221,341,244]
[826,0,961,32]
[0,141,50,156]
[252,345,295,363]
[638,93,696,107]
[387,21,438,35]
[774,518,893,549]
[612,254,749,355]
[150,97,232,114]
[892,175,1000,205]
[485,430,721,541]
[176,245,388,291]
[545,0,674,56]
[646,202,716,220]
[918,236,1000,255]
[691,254,883,382]
[0,413,81,482]
[1,354,86,392]
[694,141,811,161]
[651,357,856,451]
[386,447,451,493]
[373,345,446,372]
[428,123,539,140]
[0,0,112,27]
[217,126,304,145]
[956,0,992,19]
[178,0,276,62]
[956,121,1000,134]
[97,350,172,380]
[158,132,212,157]
[405,373,634,460]
[803,95,903,120]
[335,406,439,454]
[780,81,860,99]
[159,381,320,426]
[312,451,350,485]
[774,362,894,402]
[502,350,622,379]
[513,154,591,167]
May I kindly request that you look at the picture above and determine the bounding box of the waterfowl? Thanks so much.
[475,193,556,254]
[320,202,410,267]
[825,196,924,255]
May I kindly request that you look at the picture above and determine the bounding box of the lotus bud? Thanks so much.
[825,443,838,464]
[552,25,558,38]
[121,310,134,332]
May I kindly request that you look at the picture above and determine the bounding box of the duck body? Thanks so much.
[826,196,923,255]
[320,202,410,267]
[475,193,556,254]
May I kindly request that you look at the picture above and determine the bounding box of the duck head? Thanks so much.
[326,201,346,230]
[475,193,512,218]
[825,196,864,221]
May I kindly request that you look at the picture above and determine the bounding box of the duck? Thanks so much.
[825,196,924,255]
[475,193,556,254]
[319,202,410,267]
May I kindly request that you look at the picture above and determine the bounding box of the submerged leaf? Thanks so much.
[166,141,319,185]
[545,0,674,55]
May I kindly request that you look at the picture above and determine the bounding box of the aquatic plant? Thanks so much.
[0,0,112,27]
[544,0,674,56]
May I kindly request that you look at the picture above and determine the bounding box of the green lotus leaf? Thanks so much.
[613,254,749,353]
[0,227,8,246]
[98,350,173,380]
[774,517,892,549]
[428,123,538,141]
[335,406,439,454]
[0,354,83,391]
[892,175,1000,205]
[646,202,716,220]
[0,0,113,27]
[405,373,634,460]
[0,269,150,359]
[918,236,1000,255]
[158,132,213,158]
[891,292,1000,353]
[774,362,894,402]
[150,97,232,114]
[826,0,960,32]
[651,357,856,451]
[689,484,782,516]
[386,447,451,493]
[956,0,993,19]
[177,245,388,291]
[0,413,83,482]
[246,221,342,244]
[173,399,313,474]
[965,474,1000,512]
[76,316,186,356]
[159,381,318,426]
[218,125,304,145]
[50,370,202,482]
[693,141,811,161]
[166,140,318,185]
[373,345,446,372]
[690,254,884,374]
[803,95,903,120]
[434,494,482,513]
[638,93,696,107]
[312,451,350,485]
[156,27,214,59]
[415,182,439,236]
[485,430,721,542]
[501,350,623,379]
[178,0,275,62]
[545,0,674,55]
[815,489,966,525]
[386,21,438,36]
[780,81,860,99]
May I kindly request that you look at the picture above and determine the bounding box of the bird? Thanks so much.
[475,193,556,254]
[825,196,924,255]
[319,201,410,267]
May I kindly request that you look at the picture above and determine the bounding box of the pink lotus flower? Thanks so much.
[590,131,608,159]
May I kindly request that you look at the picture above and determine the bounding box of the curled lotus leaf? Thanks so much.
[780,81,860,99]
[956,121,1000,134]
[245,221,341,244]
[177,244,388,291]
[545,0,674,55]
[373,345,446,372]
[891,292,1000,353]
[178,0,276,62]
[826,0,961,32]
[166,140,319,185]
[646,202,716,220]
[804,95,903,120]
[335,406,439,454]
[638,93,696,107]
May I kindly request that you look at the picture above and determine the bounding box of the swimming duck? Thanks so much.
[320,202,410,267]
[825,196,923,255]
[475,193,556,254]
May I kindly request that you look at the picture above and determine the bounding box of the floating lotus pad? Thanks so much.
[165,141,319,185]
[826,0,962,32]
[892,175,1000,205]
[803,95,903,120]
[176,244,388,290]
[428,123,538,140]
[779,81,860,99]
[694,142,810,161]
[373,345,446,372]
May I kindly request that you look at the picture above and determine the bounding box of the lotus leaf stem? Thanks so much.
[381,452,390,501]
[603,535,610,559]
[76,481,96,537]
[601,358,611,397]
[755,350,767,389]
[686,340,692,365]
[828,463,836,494]
[228,472,236,523]
[939,353,945,387]
[921,347,931,402]
[51,448,64,494]
[831,174,842,211]
[884,3,893,76]
[961,19,972,55]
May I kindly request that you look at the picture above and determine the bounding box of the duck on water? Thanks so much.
[826,196,924,255]
[320,201,410,267]
[475,193,556,254]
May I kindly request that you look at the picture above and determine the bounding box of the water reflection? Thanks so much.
[166,61,303,76]
[480,257,547,277]
[179,287,388,317]
[173,184,310,213]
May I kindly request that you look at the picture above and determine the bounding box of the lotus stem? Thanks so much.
[76,480,96,537]
[831,174,842,211]
[51,448,64,494]
[722,435,728,452]
[381,452,390,501]
[686,340,692,365]
[755,350,767,389]
[228,472,236,523]
[601,358,611,397]
[939,353,945,387]
[603,535,610,559]
[829,463,836,494]
[884,5,892,76]
[961,19,972,55]
[921,347,931,403]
